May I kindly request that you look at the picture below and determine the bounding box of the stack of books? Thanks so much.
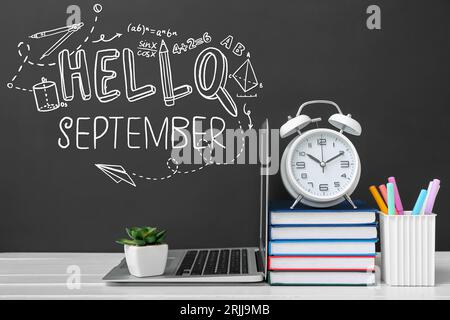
[268,200,378,286]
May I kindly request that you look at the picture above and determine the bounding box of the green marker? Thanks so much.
[387,182,396,215]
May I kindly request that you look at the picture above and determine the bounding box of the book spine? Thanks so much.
[269,268,375,271]
[267,272,376,286]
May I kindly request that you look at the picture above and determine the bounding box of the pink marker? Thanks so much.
[424,179,441,214]
[388,177,404,215]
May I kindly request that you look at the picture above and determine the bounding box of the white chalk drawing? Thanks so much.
[219,35,246,57]
[159,40,193,107]
[123,48,156,102]
[7,42,59,93]
[6,2,263,187]
[127,23,177,37]
[28,23,83,40]
[199,120,245,166]
[92,33,122,43]
[94,49,121,103]
[58,49,92,101]
[137,40,158,58]
[7,42,34,92]
[194,47,238,117]
[131,157,182,182]
[93,3,103,14]
[129,119,246,184]
[131,143,212,182]
[29,22,85,60]
[33,77,67,112]
[69,5,100,56]
[7,3,101,93]
[237,93,258,98]
[231,52,260,93]
[243,103,253,129]
[172,32,212,54]
[95,164,136,187]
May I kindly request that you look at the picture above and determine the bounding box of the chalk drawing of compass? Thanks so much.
[230,53,262,93]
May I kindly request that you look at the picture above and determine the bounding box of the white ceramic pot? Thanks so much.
[124,244,168,277]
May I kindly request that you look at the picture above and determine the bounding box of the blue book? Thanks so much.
[270,200,376,226]
[268,239,378,257]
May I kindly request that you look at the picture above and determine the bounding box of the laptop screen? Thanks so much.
[259,119,269,278]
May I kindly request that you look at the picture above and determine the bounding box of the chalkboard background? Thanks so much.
[1,0,449,252]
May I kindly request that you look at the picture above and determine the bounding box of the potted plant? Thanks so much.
[116,227,168,277]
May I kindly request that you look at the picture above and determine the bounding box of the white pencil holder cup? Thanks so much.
[380,212,436,286]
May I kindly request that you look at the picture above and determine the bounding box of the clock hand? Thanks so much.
[320,135,325,173]
[306,153,322,165]
[307,153,327,173]
[325,151,345,164]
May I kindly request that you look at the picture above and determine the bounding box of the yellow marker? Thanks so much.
[369,185,388,214]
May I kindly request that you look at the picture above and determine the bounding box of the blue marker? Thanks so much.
[412,189,428,215]
[387,183,396,215]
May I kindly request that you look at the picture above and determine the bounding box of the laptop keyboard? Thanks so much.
[175,250,197,275]
[190,250,208,275]
[176,249,249,276]
[203,250,219,275]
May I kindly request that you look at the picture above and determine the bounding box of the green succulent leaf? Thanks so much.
[141,227,157,239]
[135,229,148,240]
[126,227,143,240]
[144,235,157,244]
[119,226,167,246]
[126,227,137,239]
[116,238,145,246]
[156,230,166,238]
[134,239,147,246]
[156,230,166,243]
[116,239,130,245]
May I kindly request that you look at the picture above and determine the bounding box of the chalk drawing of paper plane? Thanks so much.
[232,54,259,93]
[95,164,136,187]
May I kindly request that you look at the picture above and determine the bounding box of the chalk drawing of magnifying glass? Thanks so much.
[194,47,238,117]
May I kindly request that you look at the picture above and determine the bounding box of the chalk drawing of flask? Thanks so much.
[32,77,66,112]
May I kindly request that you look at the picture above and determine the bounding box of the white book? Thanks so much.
[270,200,376,225]
[270,211,376,225]
[270,226,377,240]
[269,271,376,286]
[268,256,375,271]
[269,240,376,256]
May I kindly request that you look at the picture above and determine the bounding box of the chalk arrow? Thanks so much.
[92,33,123,43]
[95,164,136,187]
[243,103,253,129]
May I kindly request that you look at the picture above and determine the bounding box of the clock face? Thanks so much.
[286,128,360,202]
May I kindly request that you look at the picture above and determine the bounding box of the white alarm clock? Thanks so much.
[280,100,362,209]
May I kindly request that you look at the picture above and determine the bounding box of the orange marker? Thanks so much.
[369,185,388,214]
[379,184,397,214]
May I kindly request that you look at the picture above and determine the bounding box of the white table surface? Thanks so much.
[1,252,449,300]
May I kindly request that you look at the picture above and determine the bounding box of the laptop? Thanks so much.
[103,119,270,283]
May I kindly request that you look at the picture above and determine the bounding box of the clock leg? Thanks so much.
[344,194,357,209]
[290,194,303,209]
